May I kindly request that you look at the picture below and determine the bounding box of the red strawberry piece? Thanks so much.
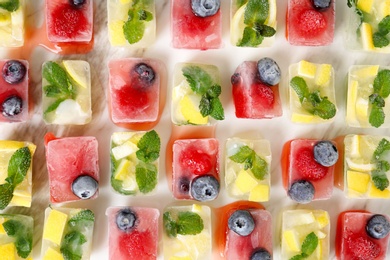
[232,75,248,117]
[346,235,381,260]
[297,9,327,37]
[119,230,156,259]
[51,4,88,38]
[295,147,328,180]
[117,85,148,113]
[252,81,275,109]
[180,147,212,175]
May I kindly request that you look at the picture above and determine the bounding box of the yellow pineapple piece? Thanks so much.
[234,169,258,193]
[43,209,68,246]
[347,170,370,194]
[248,184,269,202]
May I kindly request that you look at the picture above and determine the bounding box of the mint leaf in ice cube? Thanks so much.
[0,0,19,12]
[135,163,158,194]
[136,130,160,163]
[176,211,204,236]
[7,147,31,186]
[290,76,310,102]
[123,1,153,44]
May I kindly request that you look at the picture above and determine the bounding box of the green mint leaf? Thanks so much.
[347,0,354,8]
[199,95,212,117]
[182,66,214,94]
[372,172,389,191]
[3,219,32,258]
[136,130,161,163]
[369,94,385,107]
[43,62,73,96]
[123,19,145,44]
[6,147,31,186]
[15,237,32,259]
[138,9,153,21]
[60,247,82,260]
[301,232,318,256]
[44,85,64,98]
[207,85,222,98]
[251,154,268,180]
[376,160,390,172]
[2,219,18,236]
[369,104,385,128]
[244,0,268,25]
[135,163,158,193]
[289,254,306,260]
[290,76,309,102]
[176,211,204,236]
[229,146,254,164]
[0,0,19,12]
[373,138,390,160]
[308,96,337,120]
[63,230,87,246]
[255,24,276,37]
[44,98,65,115]
[373,32,389,48]
[0,183,14,210]
[238,26,264,47]
[378,15,390,35]
[68,210,95,226]
[163,212,177,238]
[110,154,137,195]
[210,97,225,120]
[373,70,390,98]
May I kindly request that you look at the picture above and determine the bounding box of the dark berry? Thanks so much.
[2,95,22,117]
[312,0,331,11]
[2,60,26,84]
[228,210,255,236]
[191,0,220,17]
[190,175,219,201]
[366,214,390,239]
[295,147,328,180]
[134,63,155,85]
[257,57,281,86]
[116,208,136,232]
[180,147,212,175]
[178,178,190,193]
[251,248,272,260]
[71,175,98,199]
[313,141,338,167]
[231,73,241,85]
[288,180,315,204]
[69,0,86,8]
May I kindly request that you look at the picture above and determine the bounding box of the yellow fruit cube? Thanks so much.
[43,209,68,246]
[315,212,329,229]
[298,60,317,78]
[315,64,332,87]
[235,169,258,193]
[347,170,370,194]
[291,112,315,123]
[248,184,269,202]
[0,243,16,260]
[179,95,208,125]
[108,20,127,46]
[283,230,300,252]
[114,159,133,181]
[43,247,64,260]
[369,183,390,198]
[357,0,373,13]
[354,65,379,78]
[360,22,374,50]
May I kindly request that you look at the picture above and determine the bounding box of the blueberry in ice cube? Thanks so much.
[228,210,255,236]
[251,248,272,260]
[312,0,331,11]
[366,214,390,239]
[69,0,86,8]
[134,63,155,85]
[116,208,136,232]
[313,141,338,167]
[2,60,26,84]
[190,175,219,201]
[2,95,22,117]
[257,58,281,86]
[288,180,314,204]
[71,175,98,199]
[178,177,190,193]
[191,0,220,17]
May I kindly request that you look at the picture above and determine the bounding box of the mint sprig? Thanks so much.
[368,70,390,127]
[373,16,390,48]
[182,66,224,121]
[3,219,33,258]
[163,211,204,238]
[135,162,158,193]
[371,138,390,190]
[0,147,31,210]
[290,76,336,120]
[0,0,19,12]
[289,232,318,260]
[229,145,268,180]
[123,0,153,44]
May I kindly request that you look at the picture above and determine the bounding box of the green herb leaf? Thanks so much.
[176,211,204,236]
[163,212,177,238]
[369,105,385,128]
[373,138,390,160]
[251,154,268,180]
[244,0,268,25]
[207,85,222,98]
[369,94,385,107]
[210,98,225,120]
[229,146,254,164]
[44,85,65,98]
[229,145,268,180]
[372,172,389,191]
[373,70,390,98]
[301,232,318,256]
[15,237,32,259]
[63,230,87,246]
[68,210,95,227]
[308,96,337,120]
[60,247,82,260]
[2,219,18,236]
[290,76,309,102]
[123,19,145,44]
[373,32,389,48]
[0,0,19,12]
[378,15,390,35]
[136,130,161,163]
[199,95,212,117]
[2,219,33,259]
[135,163,158,193]
[0,183,14,210]
[138,9,153,21]
[289,255,306,260]
[182,66,214,94]
[238,26,264,47]
[6,147,31,186]
[255,24,276,37]
[43,62,73,96]
[44,98,65,115]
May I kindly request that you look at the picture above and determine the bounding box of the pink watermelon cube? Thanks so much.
[286,0,335,46]
[0,59,29,122]
[44,133,99,203]
[107,206,159,260]
[172,138,220,201]
[171,0,222,49]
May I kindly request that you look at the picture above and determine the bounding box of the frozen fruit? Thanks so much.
[366,215,390,239]
[288,180,315,203]
[296,147,328,180]
[70,0,86,8]
[313,141,338,167]
[251,249,272,260]
[228,210,255,236]
[312,0,331,10]
[179,147,212,175]
[190,175,219,201]
[71,175,98,199]
[2,95,22,117]
[116,208,136,232]
[134,63,155,84]
[257,57,281,86]
[2,60,26,84]
[191,0,220,17]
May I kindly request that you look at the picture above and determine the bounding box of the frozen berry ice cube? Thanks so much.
[0,0,25,47]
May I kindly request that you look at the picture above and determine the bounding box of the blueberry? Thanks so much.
[69,0,86,8]
[190,175,219,201]
[288,180,315,204]
[251,248,272,260]
[231,73,241,85]
[191,0,220,17]
[71,175,98,199]
[116,208,136,232]
[313,141,338,167]
[178,178,190,193]
[2,60,26,84]
[134,63,155,85]
[2,95,22,117]
[228,210,255,236]
[312,0,331,11]
[366,214,390,239]
[257,58,281,86]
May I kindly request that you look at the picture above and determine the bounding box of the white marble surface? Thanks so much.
[1,0,390,259]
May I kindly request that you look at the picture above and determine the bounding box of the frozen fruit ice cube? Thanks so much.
[45,133,99,203]
[110,130,160,195]
[0,59,29,122]
[230,0,277,47]
[0,140,35,209]
[225,138,271,202]
[231,59,282,118]
[289,60,337,123]
[172,138,220,201]
[42,60,92,125]
[107,206,159,260]
[46,0,93,43]
[163,204,212,259]
[108,58,164,129]
[171,62,224,125]
[107,0,156,47]
[0,0,25,47]
[281,139,338,203]
[282,209,330,259]
[336,211,390,260]
[286,0,335,46]
[171,0,222,49]
[343,134,390,199]
[346,65,390,128]
[41,207,95,260]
